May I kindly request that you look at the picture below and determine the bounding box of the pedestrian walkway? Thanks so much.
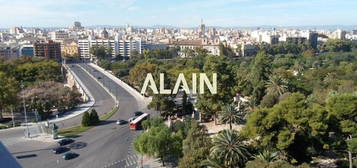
[103,154,139,168]
[141,157,166,168]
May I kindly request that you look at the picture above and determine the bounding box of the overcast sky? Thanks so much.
[0,0,356,27]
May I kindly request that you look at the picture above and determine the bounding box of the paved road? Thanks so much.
[1,63,150,168]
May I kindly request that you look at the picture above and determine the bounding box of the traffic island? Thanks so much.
[58,106,119,137]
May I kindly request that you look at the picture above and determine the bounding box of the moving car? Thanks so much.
[62,152,79,160]
[58,138,74,146]
[52,147,69,154]
[134,111,143,117]
[116,120,126,125]
[128,117,137,122]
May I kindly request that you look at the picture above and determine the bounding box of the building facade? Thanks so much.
[20,45,34,57]
[169,39,220,57]
[50,31,69,41]
[286,37,307,44]
[34,40,62,61]
[62,42,79,57]
[0,46,19,60]
[78,38,146,60]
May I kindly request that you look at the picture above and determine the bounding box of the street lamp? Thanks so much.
[20,81,30,138]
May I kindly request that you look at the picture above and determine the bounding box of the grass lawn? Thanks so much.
[58,106,119,137]
[100,106,119,121]
[58,125,93,137]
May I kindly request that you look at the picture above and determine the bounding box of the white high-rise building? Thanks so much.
[251,31,279,44]
[331,29,347,40]
[78,37,146,60]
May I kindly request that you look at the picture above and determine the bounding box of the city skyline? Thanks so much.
[1,0,357,28]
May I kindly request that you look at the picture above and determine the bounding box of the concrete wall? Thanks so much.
[63,65,89,102]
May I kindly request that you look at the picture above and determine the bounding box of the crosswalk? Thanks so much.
[103,154,139,168]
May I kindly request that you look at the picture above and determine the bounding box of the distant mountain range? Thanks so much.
[1,25,356,30]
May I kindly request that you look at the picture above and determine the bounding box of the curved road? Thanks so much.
[0,63,149,168]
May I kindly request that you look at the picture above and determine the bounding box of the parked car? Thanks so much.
[52,147,69,154]
[116,120,126,125]
[58,138,74,146]
[134,111,143,117]
[62,152,79,160]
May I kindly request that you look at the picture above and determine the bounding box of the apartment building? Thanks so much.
[78,37,146,60]
[0,46,19,60]
[34,40,61,62]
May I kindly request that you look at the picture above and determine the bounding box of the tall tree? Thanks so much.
[244,93,330,163]
[90,45,112,60]
[134,125,182,166]
[207,129,251,168]
[196,56,236,123]
[265,75,288,96]
[179,122,212,168]
[327,93,357,168]
[219,103,246,130]
[129,62,158,90]
[250,52,273,106]
[0,72,18,119]
[148,95,176,118]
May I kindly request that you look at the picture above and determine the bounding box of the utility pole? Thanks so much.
[21,81,30,138]
[11,106,15,127]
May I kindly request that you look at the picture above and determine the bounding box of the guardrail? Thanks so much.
[64,64,94,103]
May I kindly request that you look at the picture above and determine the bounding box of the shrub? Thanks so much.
[81,111,91,127]
[89,109,100,125]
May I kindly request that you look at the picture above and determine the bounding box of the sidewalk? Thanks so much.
[141,156,167,168]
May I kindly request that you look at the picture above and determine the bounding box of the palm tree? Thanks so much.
[265,75,288,96]
[293,61,305,75]
[209,130,251,168]
[201,157,226,168]
[219,102,246,130]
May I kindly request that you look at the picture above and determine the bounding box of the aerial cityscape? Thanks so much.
[0,0,357,168]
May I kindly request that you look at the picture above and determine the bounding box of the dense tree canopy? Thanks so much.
[244,93,330,163]
[0,72,19,118]
[134,125,182,166]
[90,45,113,60]
[97,39,357,167]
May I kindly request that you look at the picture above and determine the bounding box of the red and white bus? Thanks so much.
[129,113,150,130]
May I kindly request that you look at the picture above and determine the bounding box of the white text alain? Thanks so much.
[140,73,217,95]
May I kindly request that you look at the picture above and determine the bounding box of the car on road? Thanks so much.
[134,111,143,117]
[58,138,74,146]
[128,117,137,123]
[62,152,79,160]
[97,76,102,80]
[52,147,69,154]
[116,119,126,125]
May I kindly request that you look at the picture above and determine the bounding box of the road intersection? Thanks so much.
[0,63,151,168]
